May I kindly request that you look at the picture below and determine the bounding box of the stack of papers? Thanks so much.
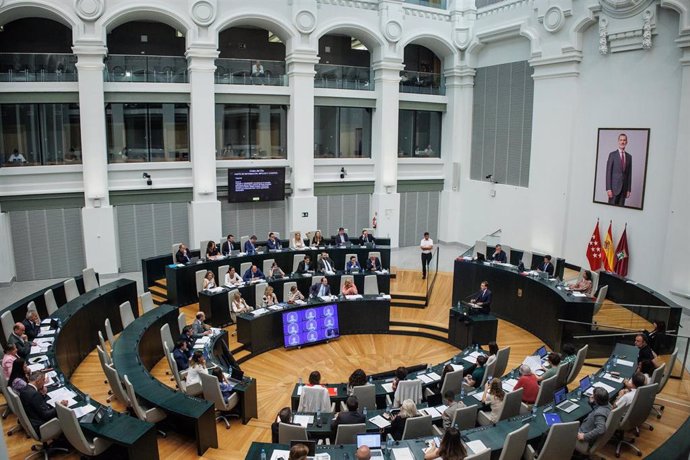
[471,391,484,401]
[294,300,307,305]
[208,287,224,294]
[392,447,414,460]
[419,407,442,418]
[381,382,394,393]
[502,378,518,392]
[450,364,463,372]
[603,373,624,383]
[345,294,363,300]
[41,319,52,325]
[466,440,488,455]
[369,414,391,428]
[27,363,45,372]
[47,387,77,401]
[376,294,392,300]
[523,356,543,373]
[268,305,283,311]
[292,414,313,427]
[251,308,268,317]
[585,381,615,396]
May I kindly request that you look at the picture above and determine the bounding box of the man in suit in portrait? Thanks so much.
[605,133,633,206]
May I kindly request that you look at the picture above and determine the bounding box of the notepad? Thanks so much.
[417,374,434,384]
[419,407,442,418]
[616,359,634,367]
[392,447,414,460]
[466,440,488,455]
[74,404,97,418]
[292,414,313,427]
[369,414,391,428]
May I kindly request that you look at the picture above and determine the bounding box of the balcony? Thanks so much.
[314,64,373,91]
[403,0,447,8]
[215,58,286,86]
[104,55,188,83]
[0,53,77,82]
[399,71,445,95]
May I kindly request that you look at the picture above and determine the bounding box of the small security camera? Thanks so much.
[340,167,346,180]
[485,174,493,180]
[143,172,152,186]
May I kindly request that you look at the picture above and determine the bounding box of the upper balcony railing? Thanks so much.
[403,0,448,9]
[399,70,445,95]
[0,53,77,82]
[314,64,373,91]
[104,55,188,83]
[215,58,287,86]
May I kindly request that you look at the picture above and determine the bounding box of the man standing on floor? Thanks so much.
[420,232,434,279]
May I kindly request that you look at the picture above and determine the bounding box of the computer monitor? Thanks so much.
[536,346,547,358]
[553,387,567,405]
[579,375,592,392]
[357,433,382,449]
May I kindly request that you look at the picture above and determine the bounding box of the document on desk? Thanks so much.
[377,294,392,300]
[392,447,414,460]
[523,356,543,373]
[450,364,463,372]
[268,305,283,311]
[616,359,634,367]
[571,291,587,297]
[471,391,484,401]
[27,363,45,372]
[269,450,290,460]
[427,371,441,381]
[369,414,391,428]
[196,336,211,344]
[502,378,518,392]
[419,406,442,418]
[41,319,52,325]
[591,381,615,394]
[47,387,77,401]
[436,404,448,413]
[381,382,394,393]
[345,294,363,300]
[292,414,314,427]
[417,374,434,384]
[29,355,49,364]
[466,440,488,455]
[603,373,624,383]
[74,404,97,418]
[251,308,268,317]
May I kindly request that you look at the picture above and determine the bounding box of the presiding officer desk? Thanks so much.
[30,279,159,459]
[111,303,258,455]
[143,242,390,307]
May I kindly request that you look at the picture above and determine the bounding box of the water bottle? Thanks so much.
[260,448,267,460]
[531,405,537,417]
[363,406,368,419]
[84,394,90,406]
[612,355,618,367]
[298,377,303,387]
[460,388,465,399]
[316,409,322,427]
[368,375,373,384]
[107,405,113,421]
[386,435,394,451]
[605,361,611,374]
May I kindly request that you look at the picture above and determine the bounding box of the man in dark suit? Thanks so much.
[490,244,507,263]
[359,230,375,246]
[243,264,265,282]
[332,396,366,432]
[470,281,492,314]
[318,252,336,273]
[20,372,67,436]
[310,277,331,298]
[244,235,258,255]
[266,232,282,250]
[22,311,41,342]
[221,234,235,256]
[538,255,554,277]
[366,255,382,271]
[271,407,298,443]
[173,339,191,371]
[9,322,33,359]
[296,255,314,274]
[336,227,349,246]
[605,133,633,206]
[175,243,191,264]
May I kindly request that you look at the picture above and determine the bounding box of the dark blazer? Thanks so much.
[296,260,313,274]
[221,241,234,256]
[389,415,408,441]
[19,384,56,435]
[540,262,554,276]
[318,257,336,273]
[346,261,362,273]
[206,247,220,258]
[22,319,40,342]
[173,347,191,371]
[310,283,331,297]
[605,150,632,196]
[243,240,257,255]
[336,233,349,245]
[175,248,191,264]
[366,257,382,271]
[179,333,194,351]
[266,238,282,250]
[474,289,492,314]
[490,250,507,263]
[331,410,366,432]
[9,333,31,359]
[360,234,375,245]
[243,267,265,282]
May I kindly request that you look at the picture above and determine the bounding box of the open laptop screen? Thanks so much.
[579,375,592,391]
[357,433,382,449]
[553,387,567,405]
[536,346,547,358]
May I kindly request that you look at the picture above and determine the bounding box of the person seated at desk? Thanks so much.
[332,395,366,431]
[634,333,658,367]
[185,350,207,387]
[173,339,192,371]
[318,252,336,274]
[287,285,305,304]
[243,264,265,283]
[202,270,217,290]
[224,266,243,287]
[291,231,306,250]
[266,232,282,250]
[244,235,258,255]
[463,355,487,390]
[179,326,194,350]
[268,261,286,279]
[231,291,254,314]
[536,352,561,382]
[336,227,349,246]
[7,149,27,164]
[296,255,314,274]
[392,366,407,393]
[271,407,298,443]
[210,367,236,403]
[615,372,645,411]
[537,255,554,277]
[575,387,611,454]
[20,372,68,437]
[176,243,192,264]
[470,281,492,314]
[424,426,467,460]
[289,444,309,460]
[341,279,358,296]
[9,323,33,359]
[568,270,593,296]
[221,234,236,256]
[479,378,506,425]
[345,256,362,273]
[513,364,539,405]
[389,399,419,441]
[490,244,507,263]
[637,360,655,384]
[441,390,465,430]
[356,446,371,460]
[366,254,382,272]
[311,230,325,247]
[310,277,331,298]
[486,341,499,367]
[2,344,18,379]
[206,241,221,260]
[359,229,375,246]
[192,311,212,336]
[22,310,41,342]
[9,358,29,392]
[347,368,367,394]
[559,343,577,372]
[262,286,278,307]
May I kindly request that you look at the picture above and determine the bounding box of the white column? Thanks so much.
[439,66,475,243]
[73,44,119,275]
[371,59,403,247]
[0,205,16,283]
[661,38,690,307]
[286,50,319,235]
[186,45,222,249]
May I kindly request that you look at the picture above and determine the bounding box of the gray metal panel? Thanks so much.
[10,208,85,281]
[398,191,440,247]
[316,194,370,237]
[221,200,287,240]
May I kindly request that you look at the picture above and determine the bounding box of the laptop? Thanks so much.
[580,375,594,396]
[476,253,486,262]
[357,433,384,458]
[543,412,562,427]
[554,387,579,413]
[230,366,244,382]
[536,346,548,359]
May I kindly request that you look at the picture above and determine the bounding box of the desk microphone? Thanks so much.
[464,291,480,301]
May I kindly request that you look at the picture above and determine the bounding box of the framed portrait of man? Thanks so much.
[592,128,650,210]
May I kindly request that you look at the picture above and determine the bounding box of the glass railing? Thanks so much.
[400,70,445,95]
[0,53,77,82]
[104,55,188,83]
[214,58,286,86]
[314,64,373,91]
[403,0,448,9]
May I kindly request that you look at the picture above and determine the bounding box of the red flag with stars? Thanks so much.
[586,220,603,271]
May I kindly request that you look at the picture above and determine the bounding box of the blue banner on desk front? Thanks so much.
[282,304,339,348]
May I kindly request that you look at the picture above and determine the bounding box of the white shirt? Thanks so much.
[421,238,434,253]
[616,388,636,410]
[225,272,243,286]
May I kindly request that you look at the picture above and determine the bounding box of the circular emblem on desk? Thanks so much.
[74,0,104,21]
[294,10,316,34]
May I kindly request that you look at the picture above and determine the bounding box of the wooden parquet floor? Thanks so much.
[2,269,688,460]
